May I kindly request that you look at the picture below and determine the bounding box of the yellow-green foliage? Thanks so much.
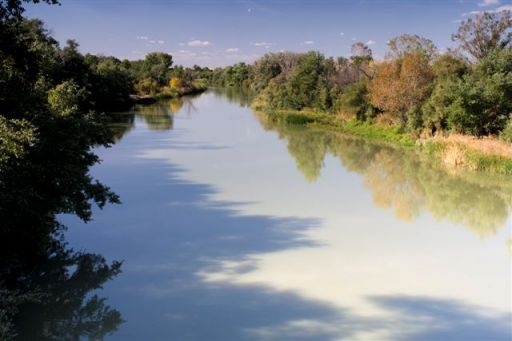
[169,77,182,89]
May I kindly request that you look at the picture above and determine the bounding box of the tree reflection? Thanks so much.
[0,236,123,340]
[256,114,512,237]
[210,87,253,107]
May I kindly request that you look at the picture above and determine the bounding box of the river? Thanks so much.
[61,89,512,340]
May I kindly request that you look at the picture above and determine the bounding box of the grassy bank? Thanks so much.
[254,103,512,175]
[131,79,208,104]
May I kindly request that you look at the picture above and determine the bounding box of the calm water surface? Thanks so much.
[62,90,512,340]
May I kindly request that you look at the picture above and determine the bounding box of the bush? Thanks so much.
[500,118,512,142]
[285,113,315,125]
[333,79,369,120]
[446,49,512,136]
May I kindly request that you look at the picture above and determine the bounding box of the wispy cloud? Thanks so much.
[462,4,512,16]
[148,40,165,45]
[339,32,345,36]
[302,40,314,45]
[478,0,499,6]
[187,40,211,47]
[251,41,273,48]
[136,36,148,40]
[226,48,239,53]
[366,40,376,45]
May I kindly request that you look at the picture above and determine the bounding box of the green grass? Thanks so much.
[256,103,512,174]
[465,150,512,174]
[264,108,415,147]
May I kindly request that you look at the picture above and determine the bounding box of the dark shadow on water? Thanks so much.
[368,295,512,341]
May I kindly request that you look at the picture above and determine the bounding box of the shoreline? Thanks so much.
[129,85,208,105]
[255,105,512,175]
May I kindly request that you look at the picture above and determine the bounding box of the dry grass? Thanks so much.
[435,134,512,159]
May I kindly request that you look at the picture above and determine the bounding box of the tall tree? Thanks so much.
[387,34,437,60]
[452,10,512,61]
[351,42,373,61]
[369,52,434,125]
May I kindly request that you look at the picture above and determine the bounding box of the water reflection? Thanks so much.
[210,86,253,108]
[61,90,511,340]
[0,104,124,337]
[256,116,512,237]
[0,238,123,340]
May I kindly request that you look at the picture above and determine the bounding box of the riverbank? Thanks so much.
[130,81,208,105]
[253,104,512,175]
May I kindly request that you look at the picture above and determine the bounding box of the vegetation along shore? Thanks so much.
[208,10,512,174]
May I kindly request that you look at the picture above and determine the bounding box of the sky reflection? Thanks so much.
[63,91,511,340]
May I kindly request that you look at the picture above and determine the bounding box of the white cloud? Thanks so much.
[149,40,156,44]
[478,0,499,6]
[302,40,314,45]
[495,4,512,11]
[366,40,376,45]
[157,40,165,44]
[226,48,239,53]
[462,4,512,16]
[351,37,357,41]
[339,32,345,36]
[136,36,148,40]
[251,41,273,48]
[187,40,211,47]
[178,42,185,46]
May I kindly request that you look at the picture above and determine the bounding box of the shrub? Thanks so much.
[500,117,512,142]
[333,79,369,120]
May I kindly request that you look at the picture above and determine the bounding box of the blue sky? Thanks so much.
[26,0,512,67]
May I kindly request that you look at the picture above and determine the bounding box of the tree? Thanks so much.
[0,0,59,21]
[387,34,437,60]
[446,48,512,136]
[452,10,512,61]
[142,52,173,85]
[351,42,372,63]
[421,54,468,134]
[431,54,468,79]
[332,79,370,120]
[286,51,328,110]
[368,52,434,125]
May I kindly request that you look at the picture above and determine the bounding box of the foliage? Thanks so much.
[285,52,329,110]
[500,118,512,142]
[169,77,183,89]
[333,79,370,120]
[431,54,468,79]
[446,49,512,136]
[452,10,512,61]
[0,2,125,338]
[368,52,434,125]
[387,34,437,60]
[351,42,373,60]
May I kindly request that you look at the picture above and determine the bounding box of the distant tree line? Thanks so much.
[211,10,512,140]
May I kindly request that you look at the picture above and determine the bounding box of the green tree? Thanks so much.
[446,49,512,136]
[286,51,328,110]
